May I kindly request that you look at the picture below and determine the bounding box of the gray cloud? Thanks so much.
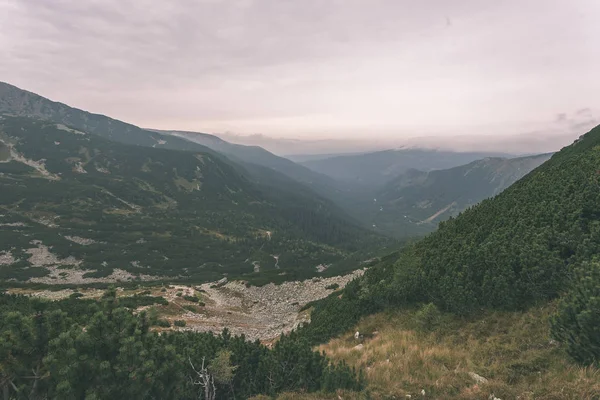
[1,0,599,153]
[555,113,568,123]
[571,118,598,131]
[576,107,592,116]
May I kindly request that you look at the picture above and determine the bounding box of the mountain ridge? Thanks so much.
[300,147,517,188]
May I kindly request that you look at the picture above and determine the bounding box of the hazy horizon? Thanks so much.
[1,0,599,154]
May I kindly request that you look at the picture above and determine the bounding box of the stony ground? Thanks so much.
[183,270,364,341]
[7,269,365,342]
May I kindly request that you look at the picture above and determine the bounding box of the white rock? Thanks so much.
[468,371,489,384]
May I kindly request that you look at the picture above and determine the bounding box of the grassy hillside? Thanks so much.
[268,305,600,399]
[0,116,380,284]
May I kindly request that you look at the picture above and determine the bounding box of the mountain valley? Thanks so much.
[1,82,599,400]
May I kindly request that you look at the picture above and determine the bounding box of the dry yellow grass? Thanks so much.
[273,304,600,399]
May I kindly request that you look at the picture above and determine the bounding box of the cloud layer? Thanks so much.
[1,0,599,151]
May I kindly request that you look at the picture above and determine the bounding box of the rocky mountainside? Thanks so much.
[369,153,552,236]
[0,116,379,284]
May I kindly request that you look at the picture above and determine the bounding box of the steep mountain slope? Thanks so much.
[300,124,600,342]
[0,116,378,284]
[0,83,371,229]
[0,82,223,154]
[155,129,348,198]
[368,153,552,236]
[300,148,515,188]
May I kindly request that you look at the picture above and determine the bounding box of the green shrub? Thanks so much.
[183,295,199,303]
[551,262,600,365]
[415,303,442,332]
[325,283,340,290]
[69,292,84,299]
[176,292,182,297]
[156,319,171,328]
[174,320,186,327]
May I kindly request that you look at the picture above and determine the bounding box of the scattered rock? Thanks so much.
[73,162,87,174]
[32,217,59,228]
[0,250,15,265]
[216,277,228,286]
[26,241,81,267]
[468,372,489,384]
[315,264,330,273]
[64,235,98,246]
[188,269,365,341]
[56,124,86,135]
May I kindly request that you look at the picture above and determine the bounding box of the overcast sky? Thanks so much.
[1,0,599,152]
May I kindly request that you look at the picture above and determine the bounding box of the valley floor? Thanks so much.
[262,304,600,399]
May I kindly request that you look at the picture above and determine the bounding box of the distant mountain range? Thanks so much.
[299,148,516,189]
[369,153,552,236]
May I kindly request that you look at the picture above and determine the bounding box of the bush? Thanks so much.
[551,262,600,365]
[183,295,199,303]
[156,319,171,328]
[69,292,84,299]
[174,320,186,327]
[325,283,340,290]
[415,303,442,332]
[176,292,182,297]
